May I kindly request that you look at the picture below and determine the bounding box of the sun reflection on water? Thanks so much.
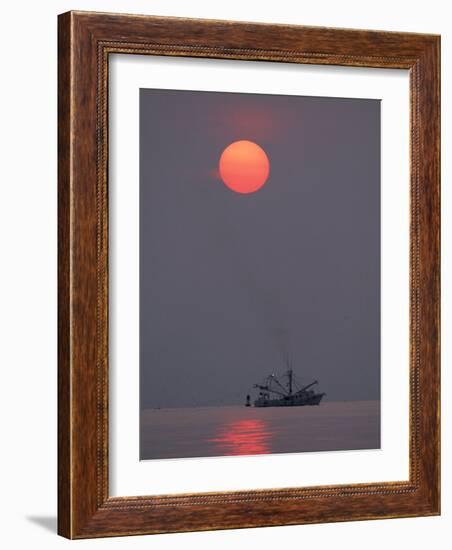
[208,418,271,456]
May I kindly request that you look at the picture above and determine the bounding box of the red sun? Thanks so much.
[219,140,270,194]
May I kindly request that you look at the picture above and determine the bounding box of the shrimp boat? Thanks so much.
[246,364,325,408]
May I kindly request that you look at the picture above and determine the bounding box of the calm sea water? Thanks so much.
[140,400,380,460]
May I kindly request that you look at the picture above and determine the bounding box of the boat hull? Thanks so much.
[254,392,325,407]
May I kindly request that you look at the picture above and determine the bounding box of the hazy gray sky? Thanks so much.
[140,88,380,408]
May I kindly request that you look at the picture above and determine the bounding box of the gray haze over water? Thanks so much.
[140,88,381,409]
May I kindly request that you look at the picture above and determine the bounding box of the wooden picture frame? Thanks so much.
[58,10,440,539]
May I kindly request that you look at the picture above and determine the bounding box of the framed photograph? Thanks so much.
[58,11,440,538]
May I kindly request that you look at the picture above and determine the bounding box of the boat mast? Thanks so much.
[285,353,293,396]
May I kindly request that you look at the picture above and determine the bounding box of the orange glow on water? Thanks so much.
[209,418,271,456]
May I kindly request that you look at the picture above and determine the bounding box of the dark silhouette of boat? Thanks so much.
[246,359,325,407]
